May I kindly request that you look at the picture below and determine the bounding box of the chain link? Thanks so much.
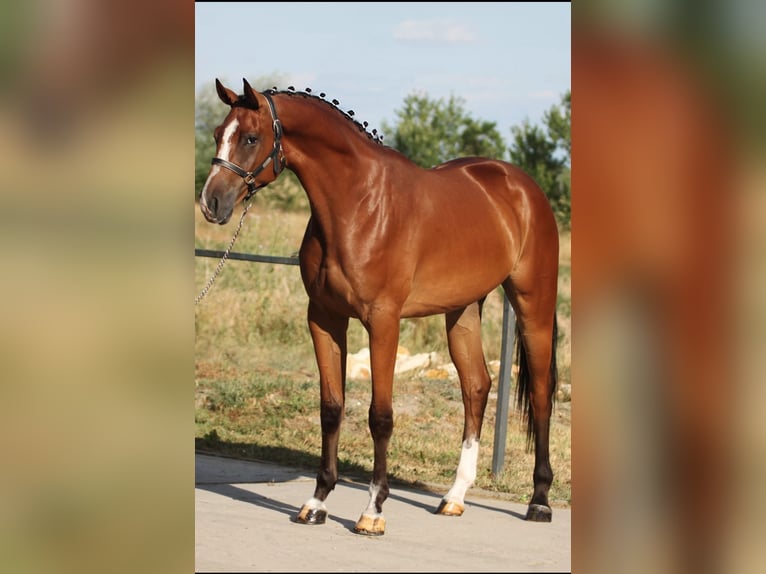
[195,201,254,305]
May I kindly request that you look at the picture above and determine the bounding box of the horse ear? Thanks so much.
[242,78,261,110]
[215,79,238,106]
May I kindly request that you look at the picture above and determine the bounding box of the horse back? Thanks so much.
[427,156,558,248]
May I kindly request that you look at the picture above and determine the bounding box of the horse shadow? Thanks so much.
[197,470,526,534]
[381,481,527,521]
[462,497,527,521]
[195,441,528,533]
[197,481,367,531]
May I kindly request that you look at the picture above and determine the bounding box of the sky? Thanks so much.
[195,2,570,135]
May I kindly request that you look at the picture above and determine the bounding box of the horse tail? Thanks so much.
[515,312,559,451]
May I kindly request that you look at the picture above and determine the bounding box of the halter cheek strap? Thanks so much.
[211,92,285,201]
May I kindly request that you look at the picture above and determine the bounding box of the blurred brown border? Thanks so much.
[572,5,764,574]
[0,2,195,573]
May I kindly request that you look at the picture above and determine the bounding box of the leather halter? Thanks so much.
[210,92,285,201]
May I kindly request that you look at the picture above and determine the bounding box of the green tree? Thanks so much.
[508,90,571,228]
[544,90,571,160]
[382,92,506,168]
[195,75,307,211]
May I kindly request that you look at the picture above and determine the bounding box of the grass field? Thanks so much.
[195,201,571,506]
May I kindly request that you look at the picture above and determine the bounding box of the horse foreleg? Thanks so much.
[436,302,492,517]
[353,309,400,536]
[296,301,349,526]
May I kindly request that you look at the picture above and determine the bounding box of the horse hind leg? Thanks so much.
[518,318,558,522]
[435,300,493,517]
[505,280,559,522]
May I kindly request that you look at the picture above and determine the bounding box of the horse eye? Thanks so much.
[245,135,258,145]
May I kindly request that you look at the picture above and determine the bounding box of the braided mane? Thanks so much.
[265,86,385,145]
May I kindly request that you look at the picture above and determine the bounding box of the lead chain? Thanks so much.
[195,201,253,305]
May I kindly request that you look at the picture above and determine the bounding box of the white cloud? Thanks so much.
[393,19,476,44]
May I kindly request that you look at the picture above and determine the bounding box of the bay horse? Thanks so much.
[199,78,560,535]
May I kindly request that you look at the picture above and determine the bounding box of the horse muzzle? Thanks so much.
[199,193,233,225]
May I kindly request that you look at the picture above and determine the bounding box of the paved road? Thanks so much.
[195,453,571,572]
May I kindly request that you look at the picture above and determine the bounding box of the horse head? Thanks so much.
[199,78,285,224]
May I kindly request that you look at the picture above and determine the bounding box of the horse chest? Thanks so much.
[300,255,371,317]
[300,221,399,317]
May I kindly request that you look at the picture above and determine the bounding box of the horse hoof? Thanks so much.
[525,504,552,522]
[353,514,385,536]
[435,499,464,516]
[296,505,327,525]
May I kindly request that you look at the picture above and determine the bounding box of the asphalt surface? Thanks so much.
[195,453,571,572]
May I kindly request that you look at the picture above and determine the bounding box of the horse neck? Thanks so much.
[276,94,380,228]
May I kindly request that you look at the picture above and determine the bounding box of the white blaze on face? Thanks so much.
[200,118,239,209]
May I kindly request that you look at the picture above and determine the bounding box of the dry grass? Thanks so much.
[195,202,571,506]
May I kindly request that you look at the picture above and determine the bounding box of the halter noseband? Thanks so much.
[211,92,285,201]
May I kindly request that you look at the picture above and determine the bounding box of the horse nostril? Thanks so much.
[209,196,218,214]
